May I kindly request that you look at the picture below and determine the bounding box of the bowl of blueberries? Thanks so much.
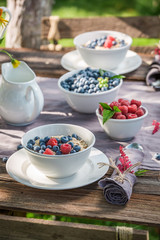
[21,124,95,178]
[74,30,132,70]
[58,67,123,113]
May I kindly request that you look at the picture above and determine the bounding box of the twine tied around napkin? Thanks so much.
[98,147,144,205]
[98,158,141,187]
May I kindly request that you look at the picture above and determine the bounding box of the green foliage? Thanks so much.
[26,213,159,240]
[52,0,160,17]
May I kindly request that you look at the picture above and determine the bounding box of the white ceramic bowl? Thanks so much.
[96,107,148,141]
[58,69,123,113]
[74,30,132,70]
[21,124,95,178]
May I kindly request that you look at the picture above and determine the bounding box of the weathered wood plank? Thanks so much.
[0,165,160,227]
[0,48,153,80]
[41,16,160,39]
[0,214,149,240]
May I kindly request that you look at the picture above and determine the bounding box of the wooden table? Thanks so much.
[0,48,159,240]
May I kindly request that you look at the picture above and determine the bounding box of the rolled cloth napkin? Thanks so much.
[98,148,144,205]
[146,54,160,90]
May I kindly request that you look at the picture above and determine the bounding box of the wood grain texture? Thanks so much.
[41,16,160,39]
[0,214,149,240]
[0,48,153,80]
[0,163,160,227]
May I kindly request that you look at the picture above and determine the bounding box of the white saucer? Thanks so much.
[6,148,109,190]
[61,50,142,74]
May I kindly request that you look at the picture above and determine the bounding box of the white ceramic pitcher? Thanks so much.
[0,61,44,126]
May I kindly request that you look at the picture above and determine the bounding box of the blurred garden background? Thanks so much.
[0,0,159,48]
[0,0,159,239]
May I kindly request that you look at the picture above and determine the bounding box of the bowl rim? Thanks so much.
[58,69,123,97]
[21,123,96,158]
[96,106,148,122]
[74,30,133,52]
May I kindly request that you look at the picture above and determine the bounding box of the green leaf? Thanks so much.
[135,169,148,176]
[99,69,105,76]
[113,106,121,112]
[103,109,115,124]
[110,75,125,79]
[0,38,4,44]
[99,102,112,110]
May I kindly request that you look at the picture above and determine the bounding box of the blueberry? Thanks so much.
[17,144,24,150]
[68,142,74,148]
[72,133,78,139]
[27,139,35,145]
[90,84,96,89]
[73,145,81,152]
[39,150,44,154]
[84,85,89,90]
[70,149,76,154]
[61,136,68,143]
[101,86,108,91]
[55,138,60,144]
[34,146,41,152]
[39,139,45,145]
[58,143,62,148]
[68,135,72,141]
[46,145,52,149]
[2,156,8,163]
[41,144,46,150]
[44,136,50,142]
[77,87,85,93]
[112,40,117,45]
[84,80,90,85]
[156,154,160,160]
[26,143,33,150]
[53,145,59,152]
[56,150,62,155]
[34,136,40,141]
[88,89,94,94]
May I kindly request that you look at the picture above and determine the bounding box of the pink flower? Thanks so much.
[117,146,133,173]
[152,120,160,134]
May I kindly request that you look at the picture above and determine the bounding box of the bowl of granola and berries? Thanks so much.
[21,124,95,178]
[74,30,132,70]
[96,98,148,141]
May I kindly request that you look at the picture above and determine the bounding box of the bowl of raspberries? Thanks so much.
[21,124,95,178]
[96,98,148,141]
[74,30,132,70]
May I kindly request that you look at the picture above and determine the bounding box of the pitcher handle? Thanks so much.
[25,85,44,122]
[0,7,12,39]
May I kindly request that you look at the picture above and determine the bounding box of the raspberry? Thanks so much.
[127,113,137,119]
[131,99,141,108]
[120,99,130,106]
[116,114,126,119]
[46,138,58,147]
[118,98,124,103]
[119,105,128,115]
[128,104,138,113]
[104,39,112,48]
[43,148,54,155]
[112,112,122,119]
[136,108,144,117]
[110,101,120,109]
[60,143,71,154]
[107,35,115,41]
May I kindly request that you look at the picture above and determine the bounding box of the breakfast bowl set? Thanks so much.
[5,30,148,190]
